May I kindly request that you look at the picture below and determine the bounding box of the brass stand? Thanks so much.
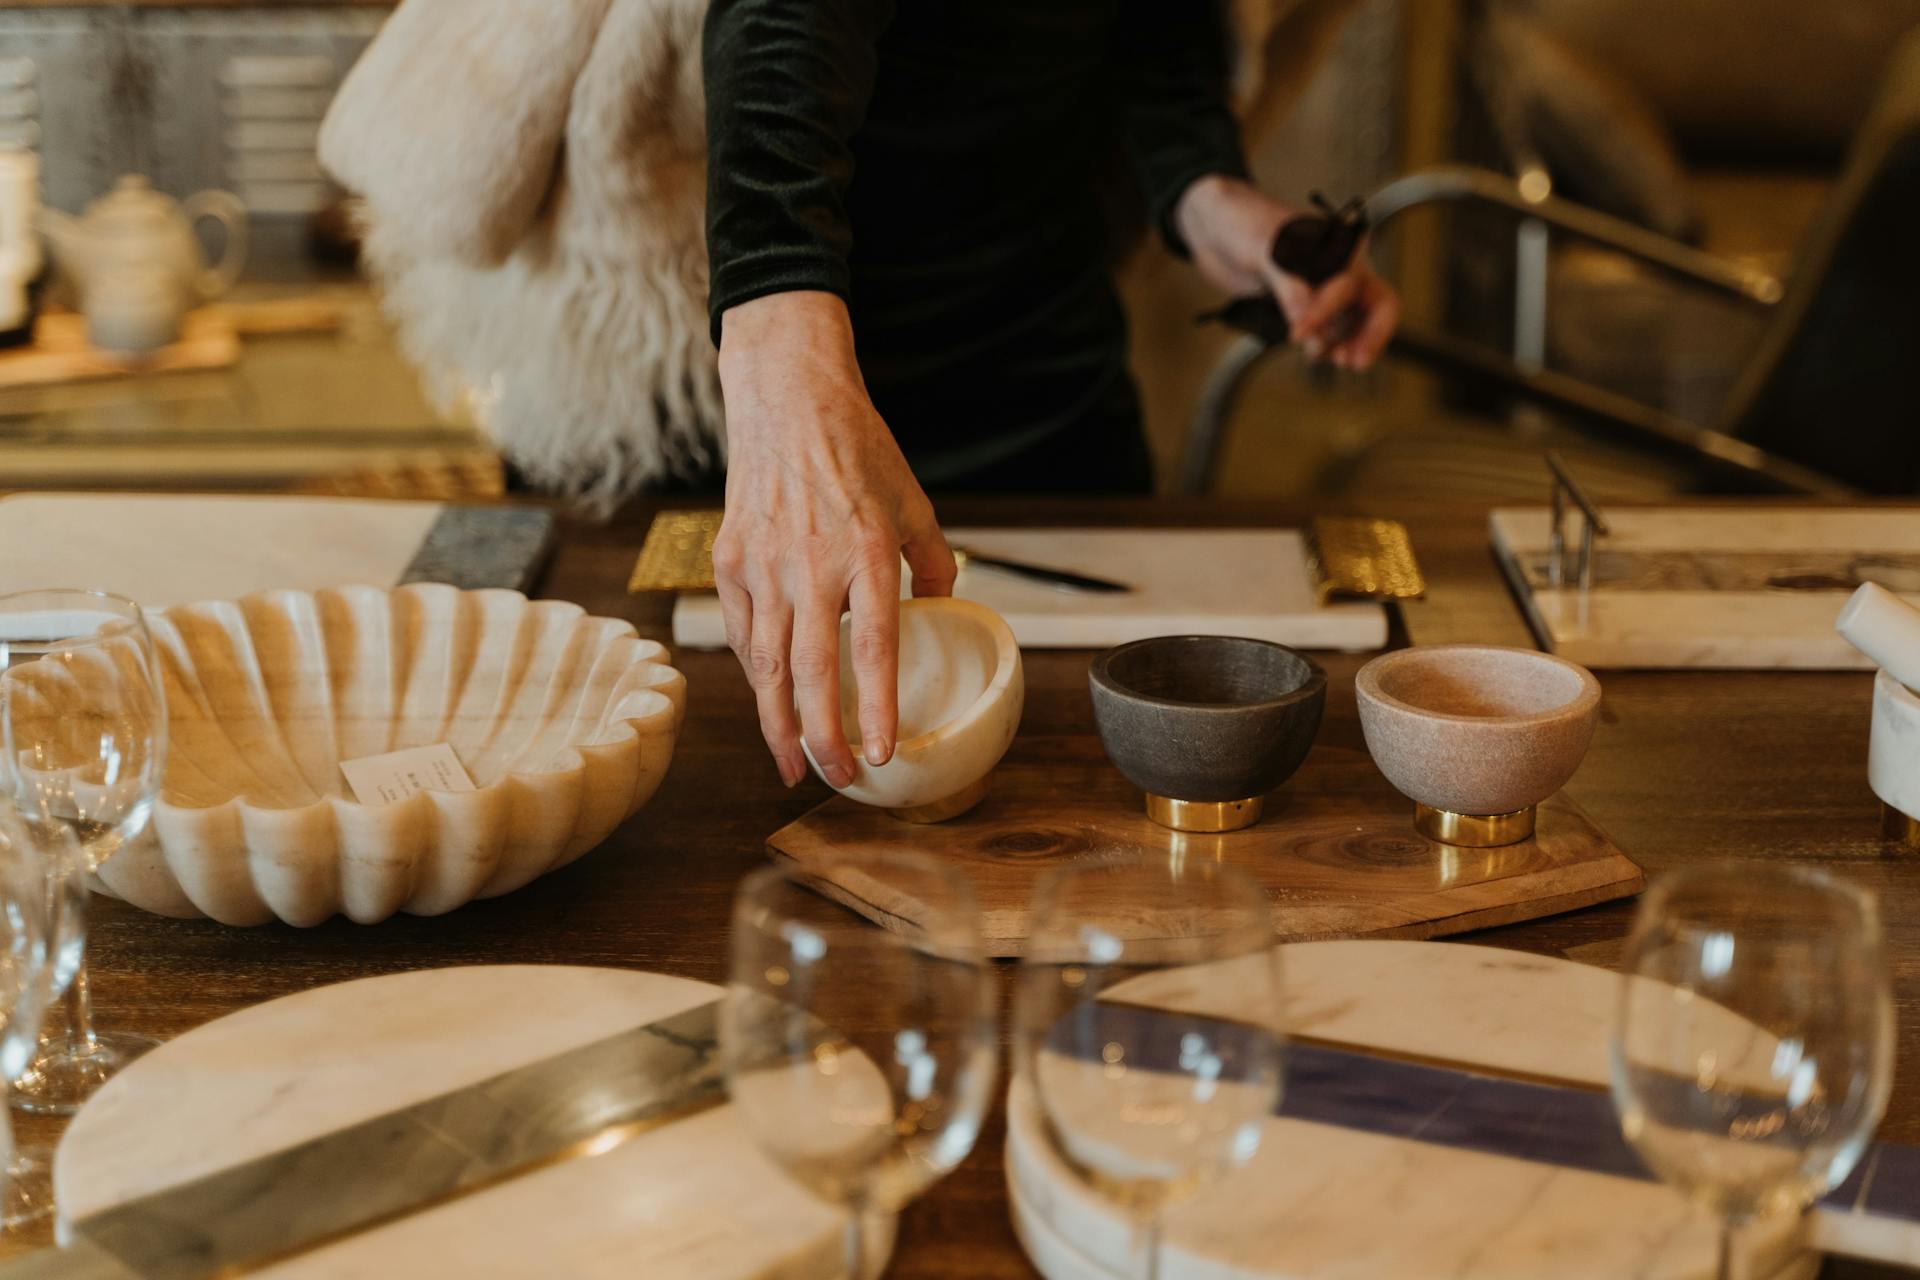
[1415,803,1536,848]
[889,777,990,825]
[1883,801,1920,850]
[1146,794,1264,833]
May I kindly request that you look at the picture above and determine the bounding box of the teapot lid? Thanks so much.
[86,175,181,229]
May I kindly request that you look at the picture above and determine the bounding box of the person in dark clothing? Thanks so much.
[703,0,1398,789]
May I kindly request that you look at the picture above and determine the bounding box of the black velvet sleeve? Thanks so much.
[1116,0,1251,256]
[702,0,895,346]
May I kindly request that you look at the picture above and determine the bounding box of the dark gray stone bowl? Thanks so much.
[1089,636,1327,810]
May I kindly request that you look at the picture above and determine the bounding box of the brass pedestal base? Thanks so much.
[1146,794,1264,833]
[1415,803,1537,848]
[1883,801,1920,850]
[889,777,991,825]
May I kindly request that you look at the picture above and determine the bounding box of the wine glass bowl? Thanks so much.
[1014,856,1283,1280]
[1612,863,1894,1276]
[723,853,997,1278]
[0,588,167,1117]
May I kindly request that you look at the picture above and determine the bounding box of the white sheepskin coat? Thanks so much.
[319,0,721,512]
[319,0,1314,511]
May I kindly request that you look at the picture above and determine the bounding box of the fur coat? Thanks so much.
[320,0,721,512]
[320,0,1325,510]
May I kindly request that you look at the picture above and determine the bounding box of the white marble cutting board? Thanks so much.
[1009,939,1904,1280]
[56,966,887,1279]
[1490,507,1920,669]
[672,528,1388,652]
[0,493,446,608]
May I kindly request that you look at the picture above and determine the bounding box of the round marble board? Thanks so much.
[1009,939,1831,1280]
[57,965,890,1279]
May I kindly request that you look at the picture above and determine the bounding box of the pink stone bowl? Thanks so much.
[1355,645,1601,818]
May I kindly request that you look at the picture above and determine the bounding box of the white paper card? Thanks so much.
[340,743,476,806]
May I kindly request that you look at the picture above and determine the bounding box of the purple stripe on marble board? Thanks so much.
[1045,1006,1918,1223]
[1281,1044,1920,1223]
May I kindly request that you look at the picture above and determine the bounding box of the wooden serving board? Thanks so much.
[766,737,1643,957]
[0,309,239,389]
[1005,939,1904,1280]
[55,966,889,1279]
[1489,506,1920,669]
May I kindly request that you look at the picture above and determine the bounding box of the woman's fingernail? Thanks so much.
[823,762,853,789]
[865,737,891,767]
[777,758,802,787]
[1302,338,1325,360]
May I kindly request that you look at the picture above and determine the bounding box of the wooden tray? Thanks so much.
[766,737,1644,957]
[0,309,239,389]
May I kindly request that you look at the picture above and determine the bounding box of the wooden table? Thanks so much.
[67,497,1914,1278]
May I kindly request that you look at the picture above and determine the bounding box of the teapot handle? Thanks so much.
[183,189,250,299]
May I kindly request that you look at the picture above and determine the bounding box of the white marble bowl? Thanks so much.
[1870,669,1920,822]
[97,584,685,926]
[806,598,1023,821]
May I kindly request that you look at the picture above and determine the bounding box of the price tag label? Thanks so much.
[340,743,476,806]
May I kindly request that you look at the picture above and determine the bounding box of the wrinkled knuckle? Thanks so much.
[850,625,892,669]
[789,642,837,685]
[850,532,897,572]
[745,643,787,688]
[711,534,748,581]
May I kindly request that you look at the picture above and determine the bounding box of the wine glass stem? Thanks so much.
[60,865,96,1054]
[65,960,96,1054]
[842,1199,866,1280]
[1717,1219,1742,1280]
[1138,1214,1162,1280]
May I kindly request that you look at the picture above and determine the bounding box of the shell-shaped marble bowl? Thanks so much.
[99,585,686,927]
[805,598,1023,821]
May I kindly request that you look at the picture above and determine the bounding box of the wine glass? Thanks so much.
[1612,863,1895,1280]
[1014,855,1284,1280]
[0,806,56,1233]
[0,589,167,1117]
[721,853,998,1280]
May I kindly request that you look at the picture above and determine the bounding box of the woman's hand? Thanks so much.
[714,291,956,788]
[1175,174,1400,369]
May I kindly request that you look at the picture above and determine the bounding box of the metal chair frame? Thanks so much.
[1178,165,1851,498]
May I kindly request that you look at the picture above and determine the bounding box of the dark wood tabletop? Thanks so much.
[66,496,1916,1278]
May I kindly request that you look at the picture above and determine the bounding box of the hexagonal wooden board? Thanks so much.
[765,736,1643,958]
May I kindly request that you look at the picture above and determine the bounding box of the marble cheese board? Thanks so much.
[0,492,554,607]
[53,966,890,1279]
[1489,506,1920,669]
[766,736,1643,957]
[1008,939,1917,1280]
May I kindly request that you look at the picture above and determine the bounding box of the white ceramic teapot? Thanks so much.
[41,175,248,353]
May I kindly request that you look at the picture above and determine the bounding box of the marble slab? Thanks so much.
[55,965,888,1279]
[0,493,553,608]
[673,528,1388,652]
[768,738,1643,958]
[1007,939,1912,1280]
[1489,507,1920,670]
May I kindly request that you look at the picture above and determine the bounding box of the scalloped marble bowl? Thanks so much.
[804,598,1023,822]
[95,584,686,927]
